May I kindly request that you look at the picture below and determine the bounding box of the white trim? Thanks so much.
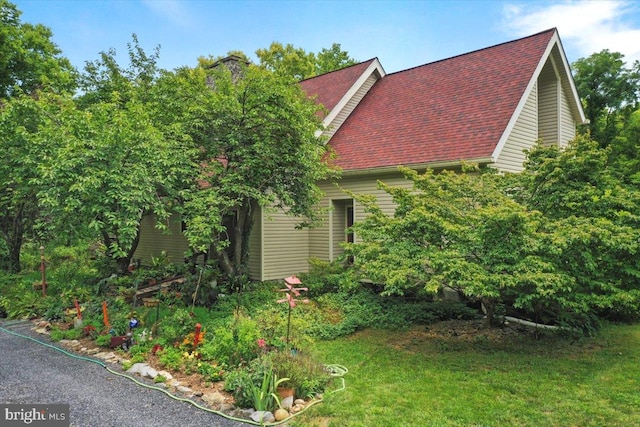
[328,200,334,261]
[552,32,587,124]
[321,59,386,135]
[492,31,586,161]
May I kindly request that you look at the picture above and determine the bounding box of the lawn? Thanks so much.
[293,321,640,427]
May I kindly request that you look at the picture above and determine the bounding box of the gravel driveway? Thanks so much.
[0,320,249,427]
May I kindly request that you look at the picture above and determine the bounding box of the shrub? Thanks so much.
[199,313,261,366]
[95,334,111,347]
[157,346,183,371]
[268,351,331,399]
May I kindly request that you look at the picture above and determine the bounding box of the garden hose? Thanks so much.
[0,323,348,426]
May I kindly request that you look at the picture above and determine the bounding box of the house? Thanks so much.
[134,28,586,281]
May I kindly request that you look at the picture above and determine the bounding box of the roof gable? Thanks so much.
[311,29,584,173]
[300,59,378,114]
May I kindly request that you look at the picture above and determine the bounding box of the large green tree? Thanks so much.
[572,50,640,148]
[514,135,640,322]
[38,38,197,274]
[0,0,76,272]
[256,42,357,81]
[160,62,337,279]
[346,166,570,327]
[0,0,76,99]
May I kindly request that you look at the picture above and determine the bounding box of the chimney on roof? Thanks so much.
[206,55,250,88]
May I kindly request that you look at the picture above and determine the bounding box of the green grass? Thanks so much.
[293,323,640,427]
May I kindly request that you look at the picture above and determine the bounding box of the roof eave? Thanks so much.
[338,157,496,177]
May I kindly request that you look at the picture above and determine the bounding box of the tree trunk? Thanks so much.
[482,298,496,328]
[216,200,256,284]
[7,232,22,273]
[3,208,25,273]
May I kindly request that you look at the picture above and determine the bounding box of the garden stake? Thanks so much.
[193,323,202,348]
[73,297,83,328]
[277,276,309,345]
[74,298,82,320]
[102,301,110,329]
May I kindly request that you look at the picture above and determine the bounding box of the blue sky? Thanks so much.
[13,0,640,74]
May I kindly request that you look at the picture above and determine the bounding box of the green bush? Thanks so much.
[95,334,111,347]
[268,350,331,399]
[50,326,83,342]
[157,346,183,371]
[200,314,261,366]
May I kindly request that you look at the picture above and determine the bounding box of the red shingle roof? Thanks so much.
[308,29,557,171]
[300,59,377,114]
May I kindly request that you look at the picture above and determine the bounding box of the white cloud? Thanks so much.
[503,0,640,64]
[141,0,194,29]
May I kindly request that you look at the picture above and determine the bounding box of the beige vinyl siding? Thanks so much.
[310,173,412,262]
[134,214,189,266]
[559,83,576,147]
[494,81,538,172]
[538,59,559,146]
[260,207,310,280]
[247,207,262,280]
[323,73,379,140]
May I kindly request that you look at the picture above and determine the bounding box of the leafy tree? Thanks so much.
[514,135,640,322]
[38,38,197,274]
[256,42,358,81]
[0,0,76,99]
[0,94,59,271]
[0,0,76,272]
[171,63,336,279]
[315,43,358,75]
[347,166,571,327]
[256,42,316,81]
[572,50,640,147]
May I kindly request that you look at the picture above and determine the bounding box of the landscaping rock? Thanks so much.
[176,385,193,395]
[86,348,100,355]
[157,370,173,380]
[274,408,289,421]
[290,404,305,414]
[250,411,275,423]
[294,399,306,405]
[94,351,117,361]
[140,365,158,379]
[126,363,148,376]
[202,391,226,406]
[281,395,294,409]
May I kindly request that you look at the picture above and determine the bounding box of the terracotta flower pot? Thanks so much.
[276,386,295,399]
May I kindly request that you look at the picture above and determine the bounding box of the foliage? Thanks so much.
[268,351,331,399]
[169,63,337,279]
[158,308,195,344]
[250,368,288,412]
[347,165,564,326]
[515,135,640,323]
[315,43,359,75]
[0,0,76,273]
[223,367,255,408]
[256,41,358,81]
[0,93,68,272]
[95,334,111,347]
[199,313,261,366]
[37,46,197,273]
[0,0,76,99]
[572,50,639,147]
[156,346,183,371]
[49,326,82,342]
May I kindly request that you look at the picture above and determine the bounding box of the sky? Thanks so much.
[12,0,640,75]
